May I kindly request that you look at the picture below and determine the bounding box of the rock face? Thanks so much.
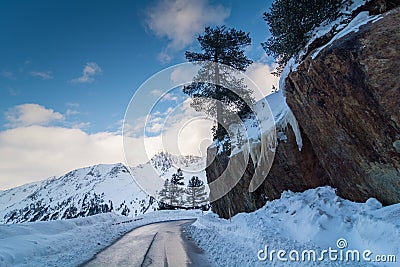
[206,125,331,219]
[284,7,400,205]
[207,6,400,218]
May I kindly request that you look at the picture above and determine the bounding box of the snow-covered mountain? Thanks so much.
[130,151,208,205]
[0,164,157,224]
[0,152,206,224]
[147,151,206,183]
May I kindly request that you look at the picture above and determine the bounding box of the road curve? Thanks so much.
[82,219,213,267]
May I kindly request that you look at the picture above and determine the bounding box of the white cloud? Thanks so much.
[0,100,214,190]
[71,122,91,129]
[30,70,54,80]
[150,88,180,102]
[0,118,211,190]
[150,88,163,97]
[66,102,80,108]
[165,107,174,114]
[157,50,173,63]
[163,93,179,102]
[145,0,230,62]
[71,62,102,84]
[124,97,213,163]
[245,62,280,100]
[146,122,163,133]
[158,98,213,156]
[1,70,14,79]
[0,126,125,190]
[8,88,20,96]
[66,109,80,116]
[126,113,165,136]
[170,65,199,84]
[4,104,64,128]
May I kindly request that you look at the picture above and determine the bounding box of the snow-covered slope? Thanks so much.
[0,163,157,224]
[0,152,207,224]
[148,152,206,178]
[0,210,201,267]
[131,151,208,196]
[191,186,400,266]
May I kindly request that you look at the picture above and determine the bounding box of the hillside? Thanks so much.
[0,152,207,224]
[0,164,157,224]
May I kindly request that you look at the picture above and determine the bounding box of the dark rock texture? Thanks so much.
[285,7,400,205]
[207,6,400,218]
[206,125,331,219]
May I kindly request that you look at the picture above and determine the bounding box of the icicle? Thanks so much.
[285,109,303,151]
[276,107,303,151]
[249,141,261,169]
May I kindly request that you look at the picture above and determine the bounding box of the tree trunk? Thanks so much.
[214,55,222,138]
[192,190,195,208]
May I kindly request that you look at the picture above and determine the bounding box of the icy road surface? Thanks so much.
[83,219,213,267]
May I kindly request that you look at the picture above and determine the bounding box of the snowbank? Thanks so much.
[0,210,201,267]
[190,187,399,266]
[2,188,399,266]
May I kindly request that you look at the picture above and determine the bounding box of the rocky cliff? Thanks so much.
[207,5,400,218]
[206,125,331,219]
[285,6,400,205]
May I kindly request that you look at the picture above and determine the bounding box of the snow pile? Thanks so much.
[0,210,201,267]
[190,186,400,266]
[2,186,398,266]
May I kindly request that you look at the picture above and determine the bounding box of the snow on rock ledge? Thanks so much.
[206,92,330,219]
[284,6,400,205]
[229,89,303,166]
[279,0,386,95]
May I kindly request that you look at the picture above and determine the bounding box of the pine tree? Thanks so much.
[158,179,173,209]
[186,176,208,208]
[262,0,343,73]
[169,168,185,207]
[159,169,186,208]
[171,168,185,186]
[183,26,254,142]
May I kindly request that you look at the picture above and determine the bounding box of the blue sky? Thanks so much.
[0,0,278,189]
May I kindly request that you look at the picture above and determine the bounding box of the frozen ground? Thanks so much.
[1,187,399,267]
[0,210,201,267]
[189,187,400,266]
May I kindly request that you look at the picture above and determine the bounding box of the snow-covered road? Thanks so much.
[1,187,399,267]
[83,219,213,267]
[0,210,203,267]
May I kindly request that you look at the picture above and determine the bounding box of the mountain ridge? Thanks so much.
[0,152,206,224]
